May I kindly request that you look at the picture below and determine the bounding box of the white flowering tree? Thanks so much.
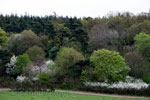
[5,55,17,75]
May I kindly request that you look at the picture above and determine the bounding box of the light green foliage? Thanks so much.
[80,70,90,82]
[38,73,50,84]
[90,49,129,82]
[134,33,150,60]
[13,54,30,75]
[55,47,84,68]
[0,27,7,46]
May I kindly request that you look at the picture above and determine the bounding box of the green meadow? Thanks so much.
[0,90,149,100]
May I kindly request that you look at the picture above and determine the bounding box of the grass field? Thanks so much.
[0,90,149,100]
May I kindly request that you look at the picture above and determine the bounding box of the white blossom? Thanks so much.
[16,75,28,82]
[29,60,56,76]
[5,55,17,74]
[85,76,149,90]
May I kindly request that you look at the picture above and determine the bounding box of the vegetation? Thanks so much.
[55,47,84,68]
[0,12,150,96]
[0,90,148,100]
[0,27,7,46]
[13,54,30,76]
[90,49,129,82]
[134,33,150,60]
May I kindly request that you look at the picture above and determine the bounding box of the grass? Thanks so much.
[0,90,149,100]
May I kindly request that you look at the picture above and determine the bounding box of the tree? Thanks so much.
[134,33,150,61]
[124,52,148,78]
[127,20,150,44]
[55,47,85,85]
[89,23,119,51]
[0,49,12,76]
[55,47,84,68]
[8,30,42,55]
[55,47,84,79]
[90,49,129,82]
[26,46,45,63]
[53,23,71,47]
[13,53,30,76]
[26,46,46,74]
[0,27,7,46]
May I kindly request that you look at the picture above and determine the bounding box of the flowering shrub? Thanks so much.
[28,60,55,77]
[85,76,149,90]
[5,55,17,75]
[16,75,28,82]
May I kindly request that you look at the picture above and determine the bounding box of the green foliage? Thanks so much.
[38,73,50,84]
[90,49,129,82]
[80,70,90,82]
[26,46,45,62]
[124,52,148,78]
[134,33,150,60]
[8,30,42,55]
[0,50,12,76]
[127,20,150,44]
[142,73,150,83]
[55,47,84,68]
[13,54,30,75]
[48,47,59,60]
[0,27,7,46]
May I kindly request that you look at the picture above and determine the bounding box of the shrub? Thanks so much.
[90,49,130,82]
[0,76,15,88]
[13,54,30,75]
[142,73,150,83]
[38,73,50,84]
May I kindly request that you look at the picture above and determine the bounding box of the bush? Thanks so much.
[0,76,15,88]
[90,49,130,82]
[142,73,150,83]
[38,73,50,84]
[11,80,54,91]
[13,54,30,76]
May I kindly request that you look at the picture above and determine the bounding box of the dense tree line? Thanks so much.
[0,12,150,91]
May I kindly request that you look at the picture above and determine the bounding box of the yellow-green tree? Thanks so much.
[0,27,7,46]
[90,49,129,82]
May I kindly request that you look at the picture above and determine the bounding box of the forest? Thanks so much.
[0,12,150,96]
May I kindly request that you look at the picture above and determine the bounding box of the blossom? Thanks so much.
[85,76,149,90]
[5,55,17,74]
[16,75,28,82]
